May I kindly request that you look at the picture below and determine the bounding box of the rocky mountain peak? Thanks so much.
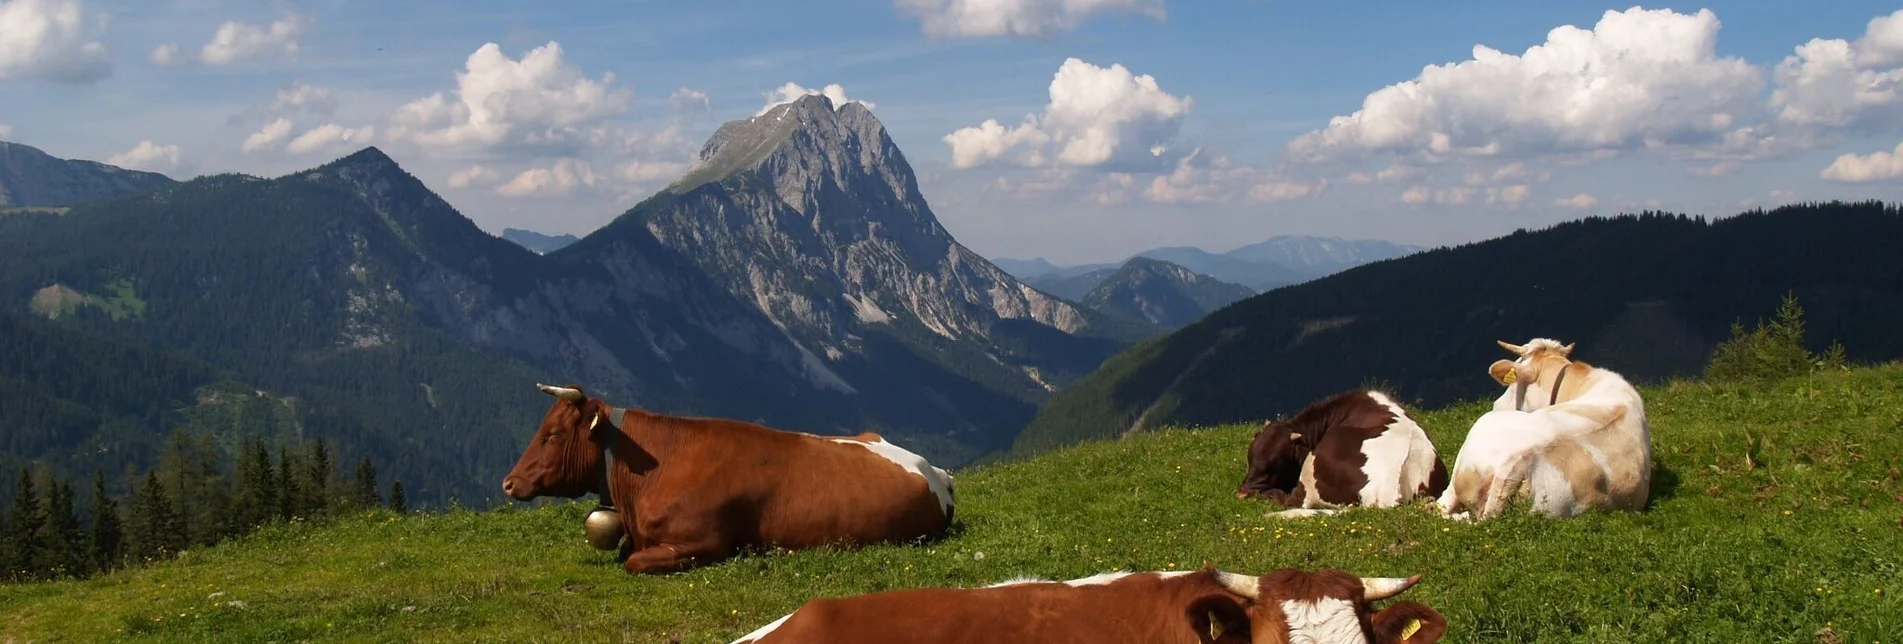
[0,140,176,208]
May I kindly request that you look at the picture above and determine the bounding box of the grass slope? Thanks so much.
[5,365,1902,643]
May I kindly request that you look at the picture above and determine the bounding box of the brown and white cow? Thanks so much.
[501,383,956,574]
[730,565,1446,644]
[1236,389,1449,519]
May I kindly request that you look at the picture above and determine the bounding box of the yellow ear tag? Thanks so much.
[1400,618,1422,640]
[1500,369,1517,384]
[1208,611,1225,639]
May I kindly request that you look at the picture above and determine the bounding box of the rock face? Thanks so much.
[0,140,175,208]
[1079,257,1256,330]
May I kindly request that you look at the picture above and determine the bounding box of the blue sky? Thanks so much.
[3,1,1900,264]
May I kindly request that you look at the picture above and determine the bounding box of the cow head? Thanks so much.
[1198,567,1447,643]
[1236,419,1310,501]
[1490,338,1575,412]
[501,383,613,501]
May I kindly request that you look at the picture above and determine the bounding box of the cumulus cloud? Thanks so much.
[199,11,309,66]
[284,123,374,155]
[272,80,335,115]
[150,42,180,66]
[242,117,293,152]
[669,87,711,121]
[107,140,181,171]
[1134,148,1322,204]
[1400,185,1474,206]
[495,158,601,197]
[1554,193,1599,209]
[1288,7,1762,164]
[446,165,498,189]
[0,0,112,84]
[1820,140,1903,182]
[756,82,874,116]
[1769,9,1903,133]
[896,0,1164,38]
[616,160,687,184]
[387,41,631,154]
[945,57,1190,170]
[0,124,11,138]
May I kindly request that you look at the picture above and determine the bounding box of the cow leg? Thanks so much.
[623,537,731,575]
[1479,454,1535,520]
[615,537,635,564]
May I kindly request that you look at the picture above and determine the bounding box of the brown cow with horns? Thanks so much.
[730,565,1447,643]
[502,383,956,574]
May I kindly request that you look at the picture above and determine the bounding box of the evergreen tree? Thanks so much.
[40,479,83,578]
[277,446,300,521]
[6,469,47,580]
[388,481,406,514]
[86,470,123,574]
[353,456,380,509]
[305,440,334,517]
[189,432,233,544]
[126,471,183,563]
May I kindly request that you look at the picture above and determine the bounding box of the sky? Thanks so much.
[2,1,1901,265]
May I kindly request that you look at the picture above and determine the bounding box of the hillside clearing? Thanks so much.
[4,365,1902,643]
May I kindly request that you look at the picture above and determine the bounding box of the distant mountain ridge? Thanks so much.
[1,140,175,208]
[999,235,1423,294]
[500,227,579,254]
[1078,257,1256,331]
[1011,202,1903,459]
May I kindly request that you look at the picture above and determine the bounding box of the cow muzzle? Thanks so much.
[582,505,624,550]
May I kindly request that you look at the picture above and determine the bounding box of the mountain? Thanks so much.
[1024,267,1118,301]
[1131,246,1310,291]
[1,98,1142,503]
[500,227,579,254]
[991,257,1066,280]
[1011,202,1903,458]
[0,140,175,208]
[1078,257,1256,330]
[1224,236,1423,278]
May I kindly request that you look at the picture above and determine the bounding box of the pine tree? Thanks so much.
[353,457,380,509]
[127,471,183,563]
[40,479,83,578]
[86,470,123,574]
[277,446,300,521]
[305,440,334,517]
[389,481,406,514]
[189,432,232,545]
[6,469,47,580]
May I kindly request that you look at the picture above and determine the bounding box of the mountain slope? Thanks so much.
[1013,201,1903,457]
[1079,257,1255,330]
[500,227,579,254]
[572,95,1134,455]
[1024,267,1118,301]
[0,140,175,208]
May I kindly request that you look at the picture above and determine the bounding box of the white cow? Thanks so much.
[1436,338,1653,521]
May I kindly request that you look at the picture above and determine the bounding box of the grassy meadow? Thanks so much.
[4,364,1902,643]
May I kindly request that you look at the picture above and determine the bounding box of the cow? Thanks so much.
[1435,338,1653,521]
[501,383,956,574]
[730,565,1447,644]
[1235,389,1449,519]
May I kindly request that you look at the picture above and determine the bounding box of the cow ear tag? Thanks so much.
[1400,618,1422,640]
[1500,369,1517,384]
[1207,611,1225,640]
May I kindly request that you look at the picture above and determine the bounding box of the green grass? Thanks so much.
[6,365,1903,643]
[26,279,145,321]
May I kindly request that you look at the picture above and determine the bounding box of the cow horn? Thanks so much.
[1362,575,1421,601]
[1215,571,1259,599]
[1559,342,1575,355]
[1496,340,1527,355]
[536,383,584,401]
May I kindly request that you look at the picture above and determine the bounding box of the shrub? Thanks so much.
[1704,292,1845,383]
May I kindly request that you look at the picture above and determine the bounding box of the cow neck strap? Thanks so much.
[1548,365,1568,407]
[595,405,625,510]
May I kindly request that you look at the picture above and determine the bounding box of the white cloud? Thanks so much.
[1136,148,1322,204]
[242,117,293,152]
[1399,185,1475,206]
[0,0,111,84]
[0,123,11,138]
[1486,184,1531,206]
[284,123,374,156]
[1554,193,1598,209]
[150,42,180,67]
[669,87,711,121]
[387,41,632,154]
[446,165,499,189]
[199,11,309,66]
[496,159,601,197]
[106,140,180,171]
[896,0,1164,38]
[1689,161,1741,177]
[1288,7,1762,164]
[756,82,874,116]
[945,57,1190,169]
[616,160,687,184]
[1820,140,1903,182]
[1768,9,1903,133]
[271,80,335,115]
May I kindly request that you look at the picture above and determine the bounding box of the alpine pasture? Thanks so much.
[2,364,1901,643]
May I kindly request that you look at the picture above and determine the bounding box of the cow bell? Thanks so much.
[582,505,624,551]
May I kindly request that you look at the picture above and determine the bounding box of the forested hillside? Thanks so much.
[1015,201,1903,457]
